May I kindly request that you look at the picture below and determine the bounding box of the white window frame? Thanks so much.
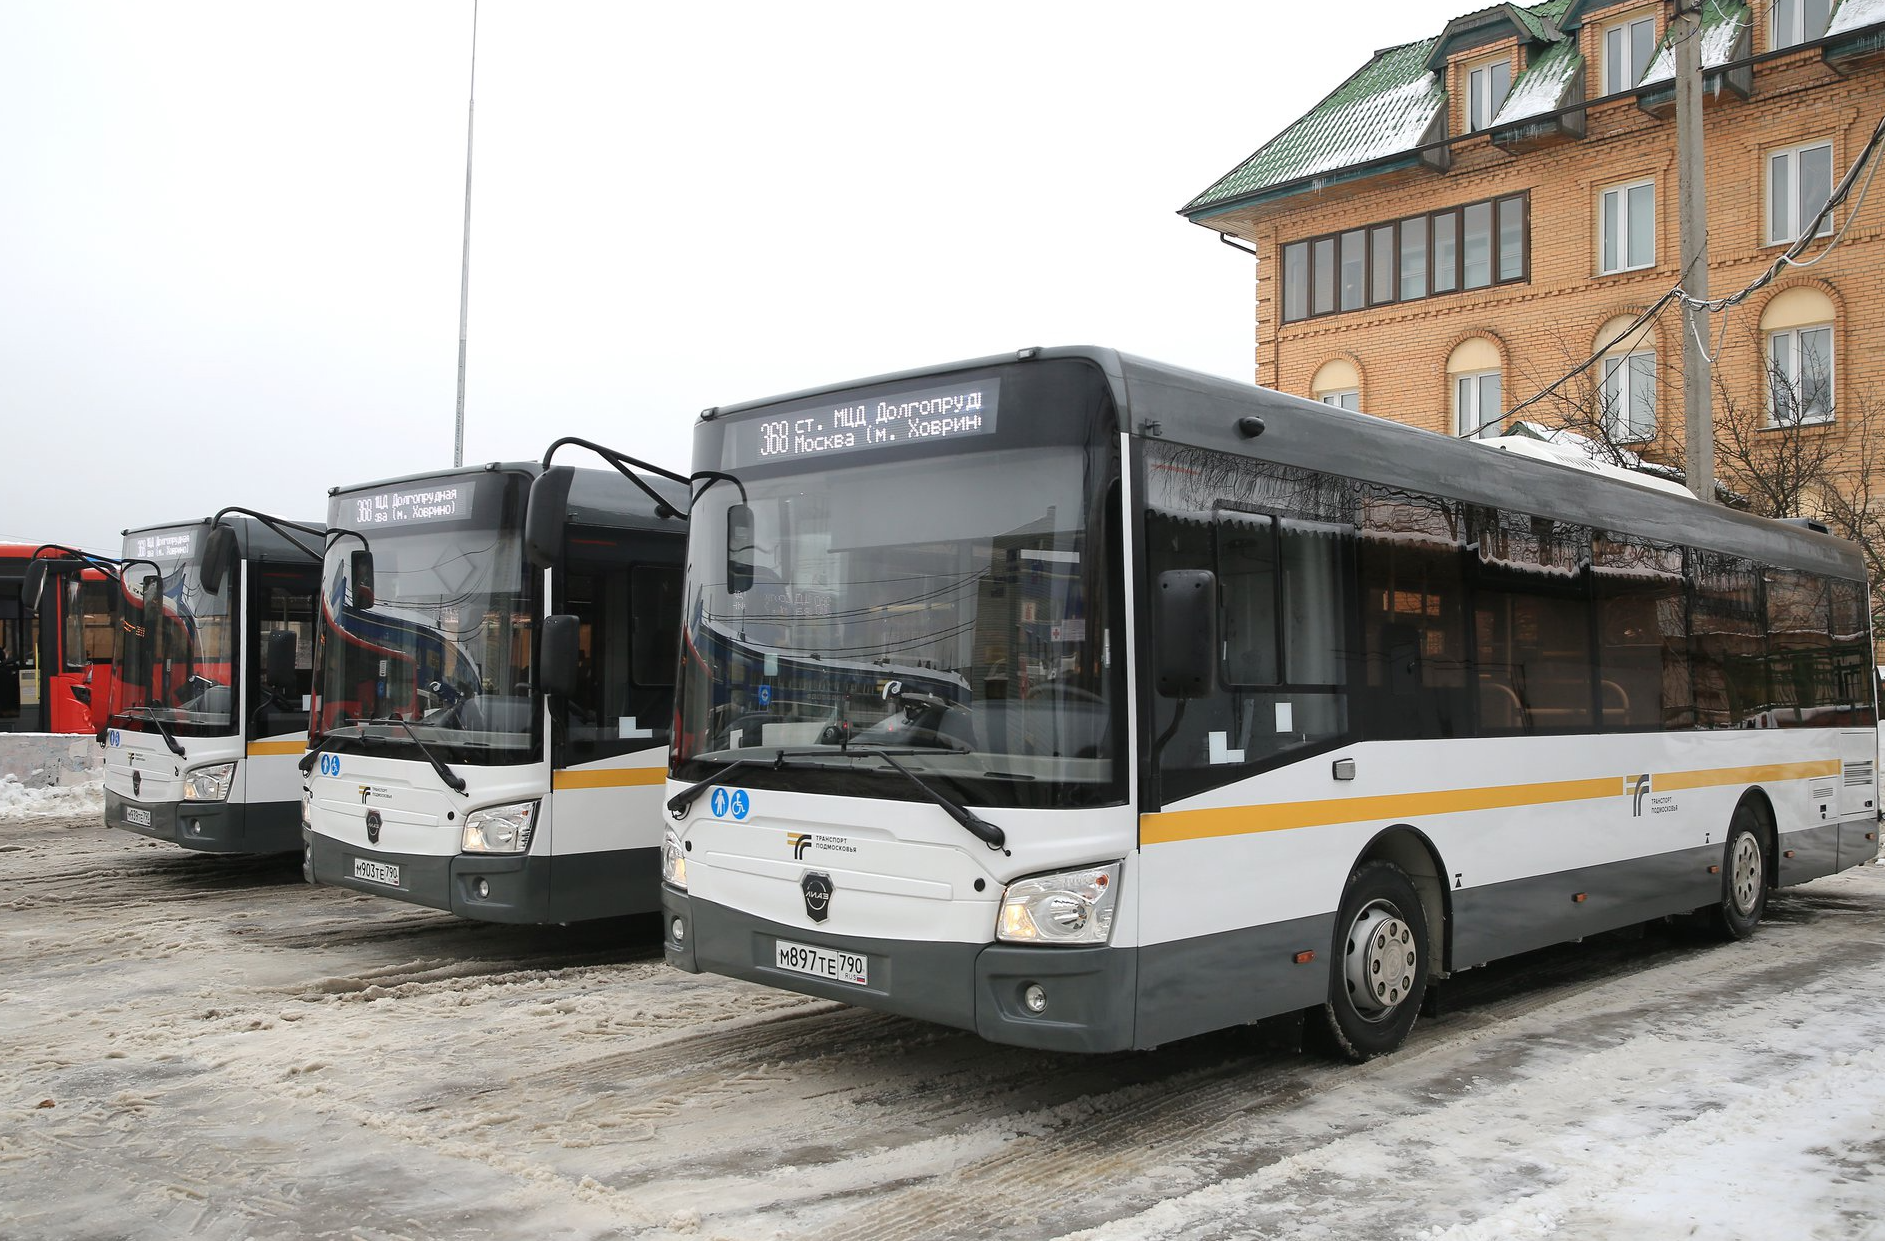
[1466,57,1511,131]
[1603,15,1657,94]
[1766,324,1835,426]
[1600,350,1657,443]
[1455,369,1503,440]
[1318,390,1360,412]
[1772,0,1833,50]
[1599,178,1656,274]
[1767,140,1836,245]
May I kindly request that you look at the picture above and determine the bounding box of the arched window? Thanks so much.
[1760,287,1836,425]
[1311,359,1360,411]
[1594,315,1657,443]
[1448,338,1502,439]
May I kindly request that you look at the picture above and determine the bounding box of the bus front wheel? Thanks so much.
[1319,861,1429,1062]
[1709,806,1768,941]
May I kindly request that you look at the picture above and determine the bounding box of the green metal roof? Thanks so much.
[1182,0,1574,217]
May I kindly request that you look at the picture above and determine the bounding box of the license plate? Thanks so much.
[774,938,869,987]
[124,807,152,827]
[353,857,400,887]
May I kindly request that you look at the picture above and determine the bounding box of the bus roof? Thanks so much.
[328,461,689,535]
[122,515,324,566]
[704,346,1863,581]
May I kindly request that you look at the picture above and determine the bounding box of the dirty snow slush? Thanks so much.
[3,810,1883,1240]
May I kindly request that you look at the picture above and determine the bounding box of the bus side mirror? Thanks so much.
[199,524,238,594]
[525,466,576,568]
[1155,570,1217,699]
[19,561,47,611]
[265,630,299,699]
[349,550,375,608]
[539,614,580,699]
[727,503,755,595]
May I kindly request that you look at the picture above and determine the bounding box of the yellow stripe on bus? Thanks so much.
[551,767,667,791]
[245,741,305,757]
[1141,759,1842,846]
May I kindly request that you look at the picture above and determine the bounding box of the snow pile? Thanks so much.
[0,773,105,820]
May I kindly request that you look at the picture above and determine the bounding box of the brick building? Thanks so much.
[1182,0,1885,512]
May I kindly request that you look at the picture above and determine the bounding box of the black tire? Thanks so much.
[1709,804,1768,941]
[1318,860,1430,1062]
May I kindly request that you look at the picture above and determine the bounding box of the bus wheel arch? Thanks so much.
[1355,826,1450,974]
[1711,791,1776,941]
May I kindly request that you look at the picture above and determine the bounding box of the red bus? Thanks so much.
[2,544,117,734]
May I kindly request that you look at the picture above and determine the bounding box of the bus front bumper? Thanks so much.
[106,790,300,855]
[303,829,556,923]
[661,887,1139,1053]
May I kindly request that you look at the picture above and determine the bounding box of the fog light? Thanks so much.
[670,917,686,944]
[1023,983,1047,1014]
[188,820,202,836]
[473,877,490,899]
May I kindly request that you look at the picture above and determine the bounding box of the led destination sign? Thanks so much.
[335,479,479,530]
[130,531,195,562]
[725,378,1001,469]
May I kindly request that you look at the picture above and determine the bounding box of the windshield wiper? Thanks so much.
[667,750,813,818]
[851,747,1005,850]
[122,706,185,757]
[361,716,469,795]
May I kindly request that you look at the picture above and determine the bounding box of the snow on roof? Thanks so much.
[1638,0,1749,88]
[1491,38,1582,126]
[1184,0,1574,214]
[1829,0,1885,36]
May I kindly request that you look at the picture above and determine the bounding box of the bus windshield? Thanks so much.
[109,527,238,736]
[313,474,537,765]
[676,444,1121,809]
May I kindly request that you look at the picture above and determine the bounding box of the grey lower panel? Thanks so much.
[304,831,659,924]
[1839,819,1880,870]
[1778,820,1842,884]
[662,889,1143,1053]
[1132,912,1334,1049]
[105,789,298,855]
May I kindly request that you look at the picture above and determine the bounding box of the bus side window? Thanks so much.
[1357,486,1468,740]
[1692,553,1766,729]
[560,557,676,764]
[252,574,317,738]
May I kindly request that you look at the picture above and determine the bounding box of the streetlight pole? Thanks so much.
[1676,0,1713,502]
[453,0,479,469]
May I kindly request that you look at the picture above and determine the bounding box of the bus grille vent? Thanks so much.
[1812,781,1837,801]
[1843,760,1874,788]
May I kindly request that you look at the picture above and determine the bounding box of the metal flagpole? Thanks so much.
[453,0,479,468]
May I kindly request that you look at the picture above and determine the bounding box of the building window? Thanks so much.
[1773,0,1832,49]
[1279,194,1528,323]
[1312,358,1361,411]
[1601,351,1657,442]
[1467,57,1511,131]
[1600,178,1655,274]
[1603,15,1657,93]
[1768,325,1834,425]
[1769,141,1834,245]
[1456,370,1503,440]
[1320,390,1360,412]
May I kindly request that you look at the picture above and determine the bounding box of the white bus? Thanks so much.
[661,347,1879,1057]
[301,457,687,923]
[102,512,324,854]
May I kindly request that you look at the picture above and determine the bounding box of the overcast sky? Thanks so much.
[1,0,1472,555]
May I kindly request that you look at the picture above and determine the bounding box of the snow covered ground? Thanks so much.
[2,807,1881,1240]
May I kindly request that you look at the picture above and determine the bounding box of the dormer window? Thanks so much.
[1466,56,1511,130]
[1773,0,1832,49]
[1603,14,1657,93]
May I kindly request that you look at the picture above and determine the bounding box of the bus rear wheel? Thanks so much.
[1709,806,1768,941]
[1318,860,1429,1062]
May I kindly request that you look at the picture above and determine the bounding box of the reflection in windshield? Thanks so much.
[676,447,1116,806]
[313,516,536,763]
[108,543,237,735]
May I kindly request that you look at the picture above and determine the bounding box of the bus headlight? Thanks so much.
[182,763,236,802]
[662,830,688,889]
[996,862,1121,946]
[461,801,538,853]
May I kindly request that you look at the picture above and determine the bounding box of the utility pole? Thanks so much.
[1676,0,1713,502]
[453,0,480,469]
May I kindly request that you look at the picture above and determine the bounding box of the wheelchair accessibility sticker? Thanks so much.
[709,788,752,820]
